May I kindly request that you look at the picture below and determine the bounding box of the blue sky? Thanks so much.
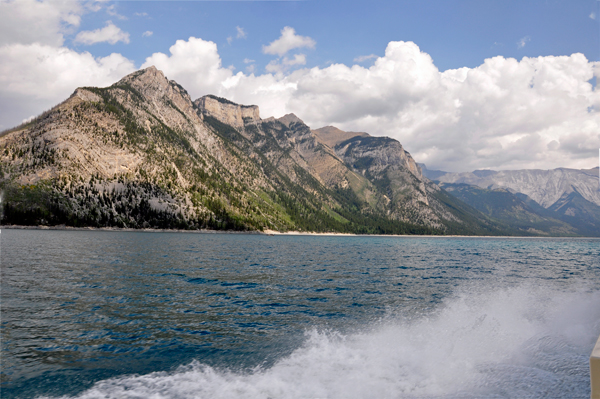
[71,0,599,73]
[1,0,599,172]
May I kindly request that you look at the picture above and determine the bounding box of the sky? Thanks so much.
[0,0,599,172]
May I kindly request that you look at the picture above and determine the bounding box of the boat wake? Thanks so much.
[41,285,600,399]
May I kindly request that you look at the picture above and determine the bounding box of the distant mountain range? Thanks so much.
[0,66,597,236]
[419,164,600,236]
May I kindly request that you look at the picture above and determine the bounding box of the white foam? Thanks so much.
[43,285,600,399]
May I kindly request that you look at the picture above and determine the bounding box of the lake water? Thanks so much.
[1,229,599,398]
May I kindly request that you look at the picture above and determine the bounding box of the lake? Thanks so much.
[1,229,599,398]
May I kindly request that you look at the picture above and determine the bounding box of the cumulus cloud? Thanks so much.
[142,31,153,37]
[354,54,377,63]
[1,24,597,171]
[243,58,256,73]
[222,42,598,171]
[0,43,135,130]
[590,12,596,20]
[265,54,307,73]
[0,0,138,130]
[74,21,130,45]
[262,26,315,56]
[517,36,531,49]
[141,37,234,97]
[0,0,83,46]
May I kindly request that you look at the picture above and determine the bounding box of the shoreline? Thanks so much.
[0,224,596,239]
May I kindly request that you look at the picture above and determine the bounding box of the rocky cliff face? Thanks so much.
[194,95,260,130]
[0,66,516,235]
[313,129,438,225]
[270,114,368,191]
[312,126,368,148]
[198,100,497,231]
[332,135,423,180]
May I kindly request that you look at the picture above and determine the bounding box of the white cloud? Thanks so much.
[220,42,599,172]
[1,29,597,171]
[264,61,280,73]
[141,37,234,98]
[286,54,306,66]
[142,31,153,37]
[0,42,135,130]
[243,58,255,64]
[517,36,531,49]
[354,54,377,63]
[228,26,247,45]
[0,0,83,46]
[134,12,148,17]
[0,44,135,99]
[106,4,127,20]
[262,26,315,56]
[265,54,307,74]
[75,21,130,45]
[22,115,35,124]
[0,1,137,129]
[236,26,247,39]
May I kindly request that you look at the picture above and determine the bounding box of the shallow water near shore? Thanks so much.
[1,229,599,398]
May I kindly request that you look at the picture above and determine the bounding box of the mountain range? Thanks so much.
[420,164,600,236]
[1,66,597,236]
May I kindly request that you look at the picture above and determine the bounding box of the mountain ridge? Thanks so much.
[421,164,600,236]
[1,66,591,235]
[429,166,600,208]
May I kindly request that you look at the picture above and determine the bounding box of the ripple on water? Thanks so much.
[1,231,599,399]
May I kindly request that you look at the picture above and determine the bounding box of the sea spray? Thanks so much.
[40,285,600,399]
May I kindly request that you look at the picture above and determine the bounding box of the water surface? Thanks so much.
[1,229,599,398]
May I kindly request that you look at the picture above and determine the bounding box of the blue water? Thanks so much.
[1,229,599,398]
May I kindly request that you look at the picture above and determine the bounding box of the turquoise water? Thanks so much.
[1,229,599,398]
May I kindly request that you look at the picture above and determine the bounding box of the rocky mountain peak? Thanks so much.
[312,126,369,148]
[116,65,166,90]
[113,66,193,106]
[277,113,304,128]
[195,95,260,129]
[325,128,423,181]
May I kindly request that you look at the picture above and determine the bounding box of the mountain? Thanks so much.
[421,166,600,236]
[418,163,448,180]
[435,167,600,208]
[545,189,600,236]
[0,67,536,235]
[439,183,580,236]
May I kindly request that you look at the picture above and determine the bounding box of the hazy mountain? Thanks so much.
[439,183,581,236]
[435,167,600,208]
[418,163,448,180]
[0,67,553,235]
[421,165,600,236]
